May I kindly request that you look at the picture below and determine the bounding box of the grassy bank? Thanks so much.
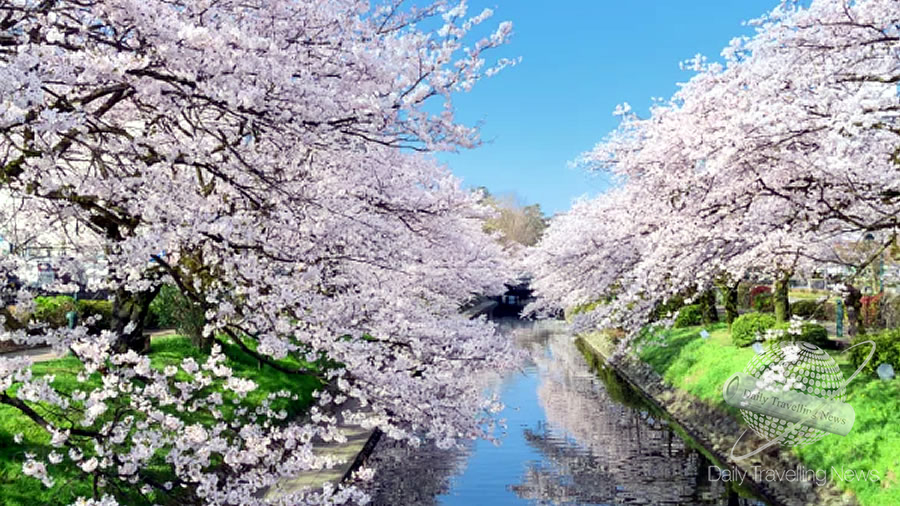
[630,324,900,506]
[0,336,321,506]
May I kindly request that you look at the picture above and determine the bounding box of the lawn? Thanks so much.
[634,325,900,506]
[788,289,832,301]
[0,336,322,506]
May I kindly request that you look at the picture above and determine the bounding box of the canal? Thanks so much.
[367,319,767,505]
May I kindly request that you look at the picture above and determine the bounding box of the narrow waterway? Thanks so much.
[368,319,766,505]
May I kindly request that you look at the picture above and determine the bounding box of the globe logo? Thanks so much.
[723,339,875,461]
[742,341,844,447]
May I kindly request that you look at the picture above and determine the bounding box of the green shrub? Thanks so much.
[147,285,206,345]
[33,296,76,328]
[790,299,826,319]
[753,292,774,312]
[731,312,777,347]
[697,290,719,324]
[674,304,703,328]
[772,322,830,349]
[147,285,177,328]
[76,300,113,331]
[749,285,771,304]
[797,323,829,349]
[849,328,900,376]
[32,297,114,331]
[651,294,686,321]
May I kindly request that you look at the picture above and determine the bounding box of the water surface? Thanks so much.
[369,319,764,505]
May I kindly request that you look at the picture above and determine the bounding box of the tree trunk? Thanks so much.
[716,279,740,328]
[181,297,210,350]
[1,306,24,331]
[111,285,160,354]
[774,271,791,324]
[843,283,863,336]
[699,289,719,324]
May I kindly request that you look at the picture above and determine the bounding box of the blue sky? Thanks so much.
[439,0,780,215]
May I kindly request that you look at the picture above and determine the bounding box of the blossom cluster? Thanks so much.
[527,0,899,350]
[0,1,521,504]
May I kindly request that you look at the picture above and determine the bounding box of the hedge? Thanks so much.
[76,299,113,331]
[31,296,113,332]
[147,285,206,345]
[749,285,772,308]
[651,294,686,321]
[33,296,77,328]
[790,299,826,320]
[753,292,774,312]
[849,328,900,376]
[772,322,831,349]
[674,304,703,328]
[731,312,777,347]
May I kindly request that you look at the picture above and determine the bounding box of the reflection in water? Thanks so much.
[516,331,739,505]
[365,438,467,506]
[368,320,764,505]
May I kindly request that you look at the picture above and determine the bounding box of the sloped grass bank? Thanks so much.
[0,336,321,506]
[634,325,900,506]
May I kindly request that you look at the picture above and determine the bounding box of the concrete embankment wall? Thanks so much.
[576,333,853,506]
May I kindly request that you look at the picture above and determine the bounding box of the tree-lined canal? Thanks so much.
[369,319,766,505]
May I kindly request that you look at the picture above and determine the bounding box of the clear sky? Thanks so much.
[439,0,781,215]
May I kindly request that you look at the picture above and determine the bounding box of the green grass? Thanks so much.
[633,324,900,506]
[637,323,754,417]
[148,337,321,422]
[793,365,900,505]
[0,336,322,506]
[789,289,831,300]
[0,354,94,505]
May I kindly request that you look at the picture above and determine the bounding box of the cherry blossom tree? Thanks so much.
[528,0,899,346]
[0,0,521,504]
